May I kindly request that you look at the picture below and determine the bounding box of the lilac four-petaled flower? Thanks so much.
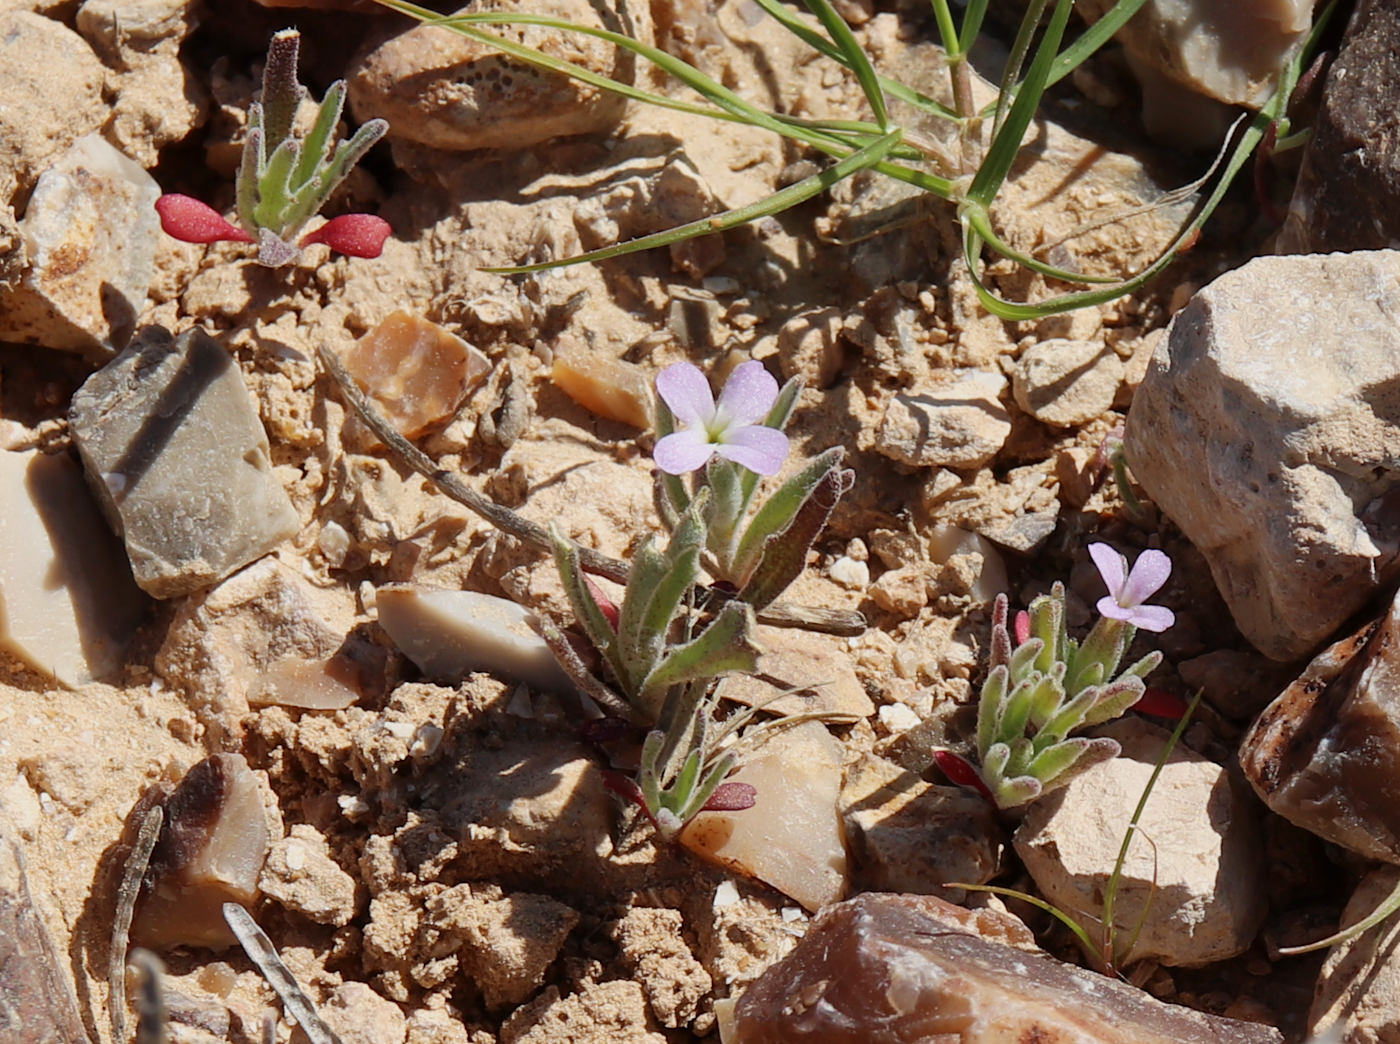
[653,361,789,476]
[1088,542,1175,632]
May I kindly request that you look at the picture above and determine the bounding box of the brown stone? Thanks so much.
[729,893,1284,1044]
[550,344,653,429]
[342,311,490,438]
[1240,589,1400,865]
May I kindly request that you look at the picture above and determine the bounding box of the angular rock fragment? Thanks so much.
[840,753,1001,897]
[1015,718,1265,967]
[875,371,1011,470]
[550,345,653,429]
[0,809,92,1044]
[0,135,161,354]
[1077,0,1314,107]
[341,311,490,438]
[157,558,369,746]
[376,586,573,692]
[1124,251,1400,660]
[1012,338,1123,428]
[349,0,644,152]
[501,980,664,1044]
[69,326,300,598]
[0,448,148,687]
[1309,865,1400,1043]
[681,721,848,912]
[717,625,873,719]
[259,824,358,927]
[131,753,274,951]
[1280,0,1400,253]
[1240,590,1400,865]
[728,893,1284,1044]
[611,907,711,1028]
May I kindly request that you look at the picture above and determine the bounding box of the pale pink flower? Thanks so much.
[653,361,789,476]
[1088,542,1175,632]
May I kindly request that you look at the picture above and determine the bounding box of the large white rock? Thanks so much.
[1014,718,1266,967]
[1124,251,1400,661]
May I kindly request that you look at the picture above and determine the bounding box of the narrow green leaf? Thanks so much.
[236,122,262,232]
[616,538,673,678]
[954,883,1104,964]
[965,0,1073,207]
[999,678,1037,743]
[550,527,631,693]
[957,0,989,54]
[291,80,348,192]
[1004,736,1035,778]
[988,0,1048,138]
[737,461,852,609]
[1080,678,1146,729]
[638,729,665,811]
[800,0,887,129]
[732,447,844,583]
[994,775,1043,808]
[260,30,302,153]
[653,394,691,522]
[487,131,903,275]
[959,204,1119,285]
[640,602,760,706]
[977,665,1009,758]
[252,139,300,230]
[1007,637,1044,682]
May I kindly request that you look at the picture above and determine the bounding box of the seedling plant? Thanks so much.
[155,29,392,265]
[542,361,853,839]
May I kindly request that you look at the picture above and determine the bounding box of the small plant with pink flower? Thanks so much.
[155,29,391,266]
[544,360,852,839]
[940,543,1176,810]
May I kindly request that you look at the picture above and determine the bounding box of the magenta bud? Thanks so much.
[932,749,993,802]
[1132,686,1189,720]
[1013,610,1031,646]
[155,194,255,245]
[702,781,757,812]
[299,214,392,258]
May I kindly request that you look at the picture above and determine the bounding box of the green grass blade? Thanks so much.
[750,0,957,120]
[958,0,988,53]
[487,130,902,274]
[960,204,1119,284]
[990,0,1048,138]
[955,883,1106,967]
[966,0,1072,207]
[800,0,888,129]
[929,0,961,58]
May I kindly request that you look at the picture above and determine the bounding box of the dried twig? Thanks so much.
[317,343,865,636]
[224,903,344,1044]
[129,949,168,1044]
[112,806,163,1044]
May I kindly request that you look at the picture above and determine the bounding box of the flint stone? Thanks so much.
[0,448,147,687]
[1279,0,1400,254]
[1012,338,1123,428]
[0,135,161,355]
[1124,251,1400,661]
[1015,718,1266,967]
[375,585,573,692]
[0,809,92,1044]
[1240,588,1400,865]
[1309,865,1400,1043]
[69,326,300,598]
[349,0,644,152]
[728,892,1284,1044]
[876,370,1011,470]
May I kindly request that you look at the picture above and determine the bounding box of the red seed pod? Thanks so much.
[703,781,757,812]
[154,195,255,245]
[299,214,392,258]
[933,749,993,801]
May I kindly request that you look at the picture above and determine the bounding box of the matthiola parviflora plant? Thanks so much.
[943,543,1175,810]
[543,361,853,839]
[155,29,390,266]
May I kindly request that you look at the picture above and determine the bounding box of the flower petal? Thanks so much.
[299,214,392,258]
[1120,548,1172,607]
[653,429,716,474]
[716,425,789,476]
[1096,595,1137,622]
[1087,542,1126,600]
[655,363,715,428]
[154,194,254,244]
[1127,603,1175,633]
[715,360,779,426]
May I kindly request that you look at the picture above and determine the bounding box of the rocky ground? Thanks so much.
[4,0,1399,1042]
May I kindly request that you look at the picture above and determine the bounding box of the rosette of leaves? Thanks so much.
[975,584,1161,809]
[654,374,853,610]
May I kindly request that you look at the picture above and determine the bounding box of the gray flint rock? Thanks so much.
[69,326,300,598]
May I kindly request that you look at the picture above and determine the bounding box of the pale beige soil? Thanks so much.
[0,2,1331,1042]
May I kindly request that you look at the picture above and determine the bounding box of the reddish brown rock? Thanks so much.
[729,893,1283,1044]
[1240,590,1400,865]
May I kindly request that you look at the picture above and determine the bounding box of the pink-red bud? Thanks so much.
[933,749,993,801]
[299,214,392,258]
[702,781,757,812]
[584,577,620,632]
[1132,686,1189,720]
[1014,610,1031,645]
[155,194,254,245]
